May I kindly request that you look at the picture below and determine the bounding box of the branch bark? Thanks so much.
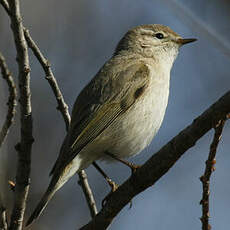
[79,91,230,230]
[200,119,226,230]
[0,0,10,15]
[0,0,97,221]
[0,205,7,230]
[7,0,33,229]
[23,28,98,219]
[23,29,71,131]
[0,0,70,131]
[0,51,17,149]
[78,171,98,218]
[0,51,16,230]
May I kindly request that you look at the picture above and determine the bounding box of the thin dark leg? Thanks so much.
[104,151,141,173]
[92,162,119,207]
[92,162,118,192]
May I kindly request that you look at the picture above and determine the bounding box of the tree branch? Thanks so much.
[0,0,97,221]
[79,91,230,230]
[7,0,33,229]
[78,171,98,218]
[23,26,98,220]
[200,119,226,230]
[23,29,71,131]
[0,52,17,149]
[0,205,8,230]
[0,0,71,131]
[0,51,16,229]
[0,0,10,15]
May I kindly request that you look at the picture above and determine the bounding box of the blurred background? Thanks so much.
[0,0,230,229]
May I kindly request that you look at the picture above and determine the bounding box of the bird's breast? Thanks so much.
[101,70,170,159]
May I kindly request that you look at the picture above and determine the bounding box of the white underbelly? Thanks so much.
[76,72,170,169]
[102,82,169,159]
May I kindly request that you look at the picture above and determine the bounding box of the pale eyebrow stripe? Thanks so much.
[139,29,155,36]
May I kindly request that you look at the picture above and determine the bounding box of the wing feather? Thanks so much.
[50,61,150,175]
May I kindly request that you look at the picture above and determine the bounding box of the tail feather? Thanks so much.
[26,153,82,227]
[26,188,56,227]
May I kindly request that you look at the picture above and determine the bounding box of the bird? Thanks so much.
[26,24,196,226]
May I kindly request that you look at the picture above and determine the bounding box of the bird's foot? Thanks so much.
[106,178,119,192]
[102,179,119,207]
[104,151,141,174]
[128,163,141,174]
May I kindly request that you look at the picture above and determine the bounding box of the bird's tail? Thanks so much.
[26,182,58,227]
[26,153,83,227]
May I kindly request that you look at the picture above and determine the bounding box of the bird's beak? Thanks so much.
[176,38,197,45]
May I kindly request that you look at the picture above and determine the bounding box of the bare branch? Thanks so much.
[0,52,17,149]
[23,22,98,221]
[78,171,98,218]
[23,27,98,221]
[0,52,16,229]
[200,119,226,230]
[0,0,10,15]
[0,205,8,230]
[79,91,230,230]
[23,29,71,131]
[0,1,70,130]
[6,0,33,229]
[23,25,99,223]
[1,0,97,221]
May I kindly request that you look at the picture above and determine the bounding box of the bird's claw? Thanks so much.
[102,180,119,207]
[130,163,141,174]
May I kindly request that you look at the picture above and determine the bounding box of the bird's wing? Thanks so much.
[50,62,150,175]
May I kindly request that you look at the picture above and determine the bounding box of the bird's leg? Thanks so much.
[104,151,141,174]
[92,162,118,192]
[93,162,119,207]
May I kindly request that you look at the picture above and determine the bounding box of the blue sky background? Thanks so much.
[0,0,230,229]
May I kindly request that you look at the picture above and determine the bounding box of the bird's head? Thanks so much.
[115,24,196,67]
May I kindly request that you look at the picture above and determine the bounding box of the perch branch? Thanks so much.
[79,91,230,230]
[200,119,226,230]
[0,52,17,149]
[7,0,33,229]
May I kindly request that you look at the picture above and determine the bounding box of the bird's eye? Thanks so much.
[155,33,164,39]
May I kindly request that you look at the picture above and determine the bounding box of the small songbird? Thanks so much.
[26,24,196,226]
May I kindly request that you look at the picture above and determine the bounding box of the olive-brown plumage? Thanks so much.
[26,24,196,226]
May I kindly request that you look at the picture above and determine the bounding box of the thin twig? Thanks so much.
[0,0,10,15]
[23,20,97,220]
[78,171,98,218]
[0,0,70,131]
[79,91,230,230]
[0,52,17,149]
[0,205,8,230]
[0,0,97,221]
[200,119,226,230]
[23,25,98,219]
[0,51,16,228]
[23,29,71,131]
[7,0,34,229]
